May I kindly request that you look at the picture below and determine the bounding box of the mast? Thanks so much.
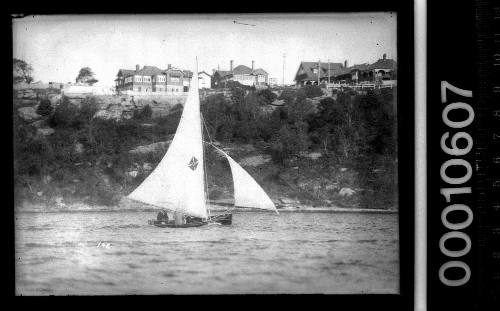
[202,114,211,218]
[196,57,212,218]
[195,56,211,218]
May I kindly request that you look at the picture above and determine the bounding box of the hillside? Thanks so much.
[13,86,398,212]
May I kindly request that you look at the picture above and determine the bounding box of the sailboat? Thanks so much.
[127,59,278,228]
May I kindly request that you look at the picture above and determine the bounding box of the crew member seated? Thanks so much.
[174,211,185,225]
[157,210,169,223]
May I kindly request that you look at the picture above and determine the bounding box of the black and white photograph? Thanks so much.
[13,13,401,295]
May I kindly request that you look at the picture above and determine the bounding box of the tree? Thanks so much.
[278,88,298,106]
[301,85,323,98]
[134,104,152,120]
[257,89,277,105]
[308,94,365,160]
[355,89,397,157]
[270,121,310,166]
[230,87,246,106]
[307,97,337,153]
[36,99,53,116]
[287,95,315,124]
[13,58,34,84]
[50,96,80,128]
[201,94,231,141]
[79,97,100,148]
[76,67,98,85]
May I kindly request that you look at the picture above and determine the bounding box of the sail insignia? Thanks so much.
[188,157,199,171]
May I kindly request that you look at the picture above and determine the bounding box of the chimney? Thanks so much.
[136,64,139,71]
[218,65,220,71]
[344,60,348,68]
[230,60,233,71]
[383,53,387,60]
[252,60,255,70]
[168,64,172,69]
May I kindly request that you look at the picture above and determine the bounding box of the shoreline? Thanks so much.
[14,204,397,214]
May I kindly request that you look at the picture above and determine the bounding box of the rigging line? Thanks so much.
[201,112,211,218]
[201,113,214,144]
[200,118,234,215]
[204,142,236,215]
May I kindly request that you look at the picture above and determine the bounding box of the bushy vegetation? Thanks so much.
[214,80,256,91]
[14,87,398,209]
[301,84,324,98]
[200,87,397,208]
[133,104,152,120]
[36,99,53,116]
[14,96,181,206]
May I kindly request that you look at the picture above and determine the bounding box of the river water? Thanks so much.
[15,210,399,295]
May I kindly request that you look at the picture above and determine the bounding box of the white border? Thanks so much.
[415,0,427,310]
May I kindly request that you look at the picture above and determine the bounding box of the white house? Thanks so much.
[198,71,212,89]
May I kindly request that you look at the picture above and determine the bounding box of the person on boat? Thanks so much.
[174,211,185,225]
[157,210,169,223]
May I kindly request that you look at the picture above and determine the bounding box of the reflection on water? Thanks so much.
[15,210,399,295]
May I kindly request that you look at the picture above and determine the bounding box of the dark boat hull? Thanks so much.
[148,213,232,228]
[151,221,208,228]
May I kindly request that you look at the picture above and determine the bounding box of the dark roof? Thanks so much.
[118,65,213,80]
[214,64,268,79]
[136,66,164,76]
[216,70,233,78]
[199,71,211,77]
[294,56,397,82]
[348,63,371,72]
[368,58,397,70]
[252,68,268,75]
[232,65,253,75]
[295,62,344,81]
[117,69,136,77]
[327,63,371,79]
[165,67,183,74]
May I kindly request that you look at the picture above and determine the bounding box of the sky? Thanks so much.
[12,13,396,87]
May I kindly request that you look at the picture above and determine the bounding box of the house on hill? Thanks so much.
[367,54,397,82]
[294,61,345,86]
[212,60,268,88]
[198,71,212,89]
[115,64,193,95]
[294,54,397,87]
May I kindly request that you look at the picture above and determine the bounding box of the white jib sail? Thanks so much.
[215,148,278,213]
[127,61,207,219]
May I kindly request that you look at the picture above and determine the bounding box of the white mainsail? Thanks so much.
[127,61,207,219]
[214,148,278,214]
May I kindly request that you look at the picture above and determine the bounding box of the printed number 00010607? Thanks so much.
[438,81,474,287]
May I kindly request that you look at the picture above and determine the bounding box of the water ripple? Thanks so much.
[16,210,399,294]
